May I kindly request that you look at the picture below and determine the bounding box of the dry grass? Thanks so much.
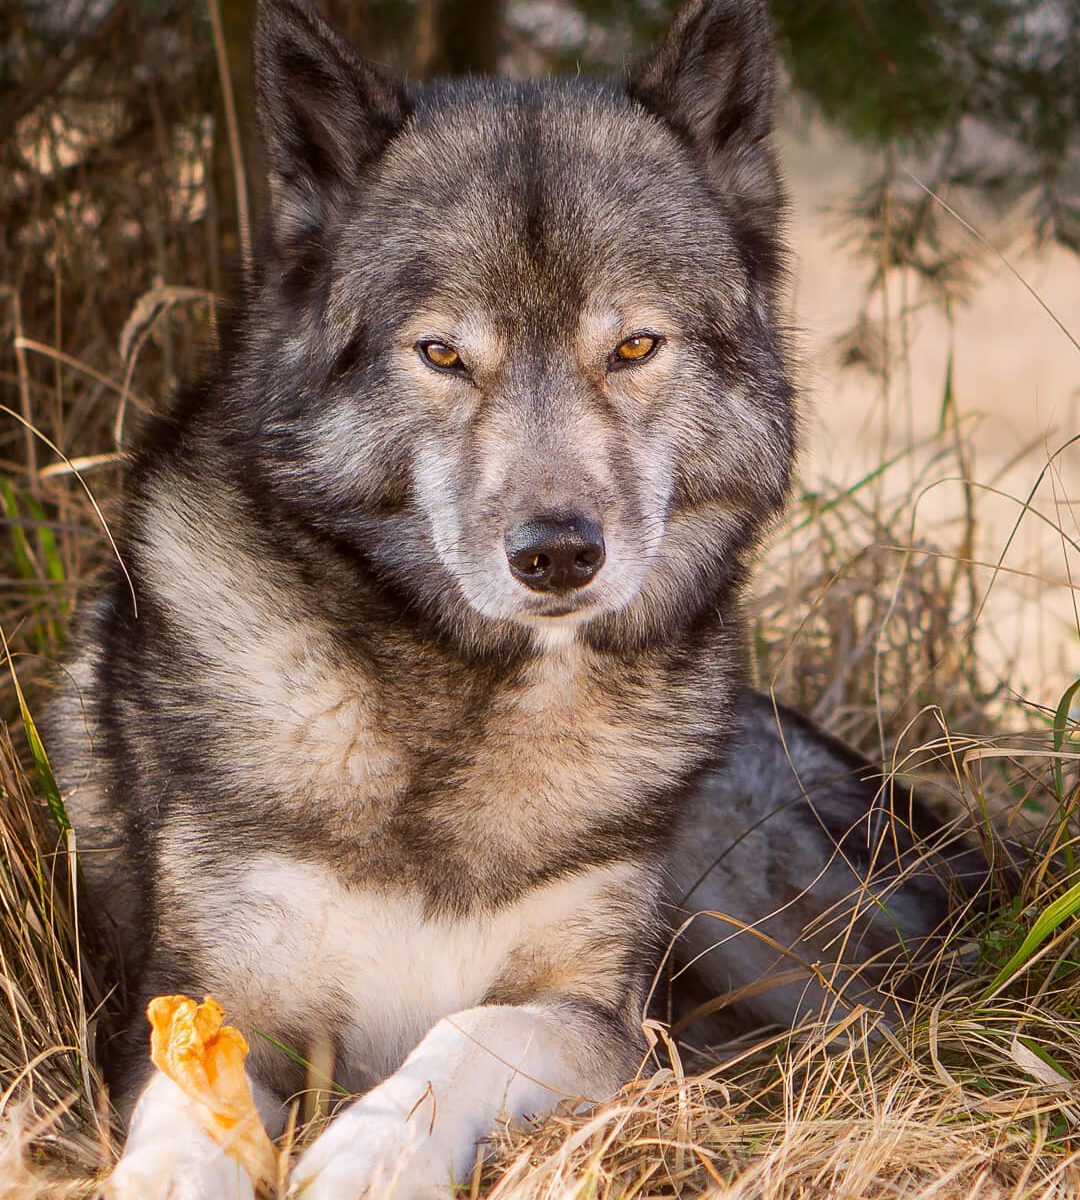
[2,5,1079,1196]
[0,454,1076,1196]
[1,317,1078,1190]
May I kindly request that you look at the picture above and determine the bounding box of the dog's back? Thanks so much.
[665,692,986,1039]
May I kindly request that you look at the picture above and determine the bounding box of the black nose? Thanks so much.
[505,515,606,594]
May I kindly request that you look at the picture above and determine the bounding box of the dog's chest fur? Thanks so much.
[167,852,644,1097]
[205,622,701,888]
[139,494,723,906]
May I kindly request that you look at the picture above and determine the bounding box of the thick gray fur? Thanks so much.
[49,0,977,1156]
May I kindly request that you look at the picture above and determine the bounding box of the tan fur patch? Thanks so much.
[140,486,409,822]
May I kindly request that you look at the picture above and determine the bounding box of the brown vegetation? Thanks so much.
[1,2,1077,1195]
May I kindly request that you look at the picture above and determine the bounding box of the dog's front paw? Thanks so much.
[291,1107,452,1200]
[106,1137,256,1200]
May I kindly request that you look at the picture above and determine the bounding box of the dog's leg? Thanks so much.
[106,1073,253,1200]
[107,1071,282,1200]
[292,1001,632,1200]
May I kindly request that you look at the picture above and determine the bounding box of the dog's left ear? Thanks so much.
[627,0,784,281]
[628,0,775,158]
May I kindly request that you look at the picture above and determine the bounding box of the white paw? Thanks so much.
[106,1137,256,1200]
[291,1108,452,1200]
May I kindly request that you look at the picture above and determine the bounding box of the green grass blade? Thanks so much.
[1051,677,1080,878]
[1051,676,1080,765]
[1,478,36,582]
[938,329,956,433]
[0,623,70,833]
[22,493,68,586]
[1014,1035,1074,1084]
[985,877,1080,997]
[253,1028,349,1095]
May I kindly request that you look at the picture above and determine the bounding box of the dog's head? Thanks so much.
[234,0,795,651]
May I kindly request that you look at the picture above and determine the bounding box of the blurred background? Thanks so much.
[1,0,1078,750]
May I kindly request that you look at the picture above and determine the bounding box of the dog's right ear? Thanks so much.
[253,0,409,256]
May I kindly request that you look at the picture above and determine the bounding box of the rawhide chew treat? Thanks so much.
[147,994,278,1195]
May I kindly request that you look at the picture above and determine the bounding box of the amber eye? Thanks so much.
[609,334,661,370]
[418,340,465,372]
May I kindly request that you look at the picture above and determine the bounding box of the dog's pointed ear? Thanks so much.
[627,0,784,285]
[627,0,775,156]
[254,0,409,253]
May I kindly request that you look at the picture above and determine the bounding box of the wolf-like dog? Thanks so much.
[51,1,977,1196]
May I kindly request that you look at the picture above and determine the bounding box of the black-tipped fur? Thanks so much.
[254,0,410,273]
[51,2,973,1181]
[627,0,786,291]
